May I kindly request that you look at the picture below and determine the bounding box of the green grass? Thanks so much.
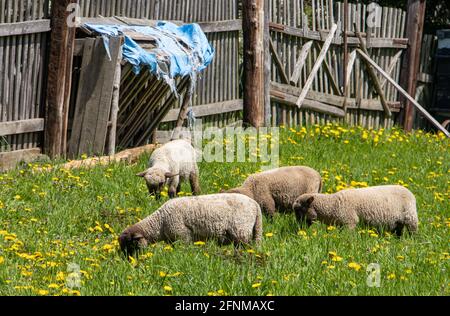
[0,125,449,296]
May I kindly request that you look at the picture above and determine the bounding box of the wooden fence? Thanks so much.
[268,0,407,129]
[0,0,50,169]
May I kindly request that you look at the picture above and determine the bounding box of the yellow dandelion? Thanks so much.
[252,283,262,288]
[348,262,362,271]
[265,232,274,237]
[164,285,173,292]
[194,241,206,246]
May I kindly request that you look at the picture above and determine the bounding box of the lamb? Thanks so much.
[119,193,263,256]
[293,185,418,236]
[224,166,322,216]
[137,139,200,199]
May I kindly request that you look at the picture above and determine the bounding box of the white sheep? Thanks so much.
[119,193,263,255]
[293,185,418,236]
[225,166,322,216]
[137,139,200,199]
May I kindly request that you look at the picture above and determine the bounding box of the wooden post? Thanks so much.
[45,0,76,158]
[106,38,124,156]
[342,0,349,112]
[263,0,271,126]
[400,0,426,132]
[354,23,392,118]
[243,0,265,128]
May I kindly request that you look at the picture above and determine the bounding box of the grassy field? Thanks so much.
[0,124,448,296]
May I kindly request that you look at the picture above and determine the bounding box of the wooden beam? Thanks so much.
[313,41,342,96]
[0,119,45,137]
[269,38,290,84]
[269,23,409,49]
[0,20,51,37]
[271,90,346,117]
[106,38,124,156]
[400,0,427,132]
[172,80,195,140]
[271,81,401,112]
[161,99,244,123]
[357,49,449,138]
[0,148,42,172]
[45,0,77,158]
[290,41,313,85]
[380,50,403,90]
[296,23,338,108]
[264,1,271,126]
[198,20,242,33]
[242,0,265,128]
[354,23,392,118]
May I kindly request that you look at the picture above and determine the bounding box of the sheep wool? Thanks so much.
[137,139,200,199]
[293,185,418,235]
[119,193,263,255]
[226,166,322,216]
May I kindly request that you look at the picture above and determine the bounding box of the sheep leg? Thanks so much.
[394,222,405,237]
[189,172,201,195]
[168,177,180,199]
[260,198,276,217]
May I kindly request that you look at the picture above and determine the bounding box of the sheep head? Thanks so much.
[118,226,149,257]
[137,168,178,199]
[293,195,317,226]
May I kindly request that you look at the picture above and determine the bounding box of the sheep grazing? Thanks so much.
[293,185,418,236]
[137,139,200,199]
[225,166,322,216]
[119,193,263,256]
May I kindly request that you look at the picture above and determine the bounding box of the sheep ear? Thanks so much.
[136,171,148,178]
[307,196,315,205]
[165,172,179,179]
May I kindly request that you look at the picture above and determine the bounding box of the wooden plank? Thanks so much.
[269,22,408,48]
[198,20,242,33]
[0,20,51,37]
[269,37,290,84]
[271,81,401,112]
[290,40,313,85]
[106,37,123,156]
[161,99,244,123]
[354,23,392,118]
[357,49,449,137]
[296,23,338,108]
[271,89,346,117]
[68,36,123,158]
[0,148,42,172]
[0,119,45,137]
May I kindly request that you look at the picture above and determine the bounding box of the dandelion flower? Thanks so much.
[348,262,362,271]
[164,286,173,292]
[252,283,262,288]
[194,241,205,246]
[265,233,274,237]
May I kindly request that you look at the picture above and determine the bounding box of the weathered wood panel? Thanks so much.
[68,37,122,158]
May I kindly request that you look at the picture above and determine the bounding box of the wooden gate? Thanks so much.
[268,0,407,129]
[0,0,50,170]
